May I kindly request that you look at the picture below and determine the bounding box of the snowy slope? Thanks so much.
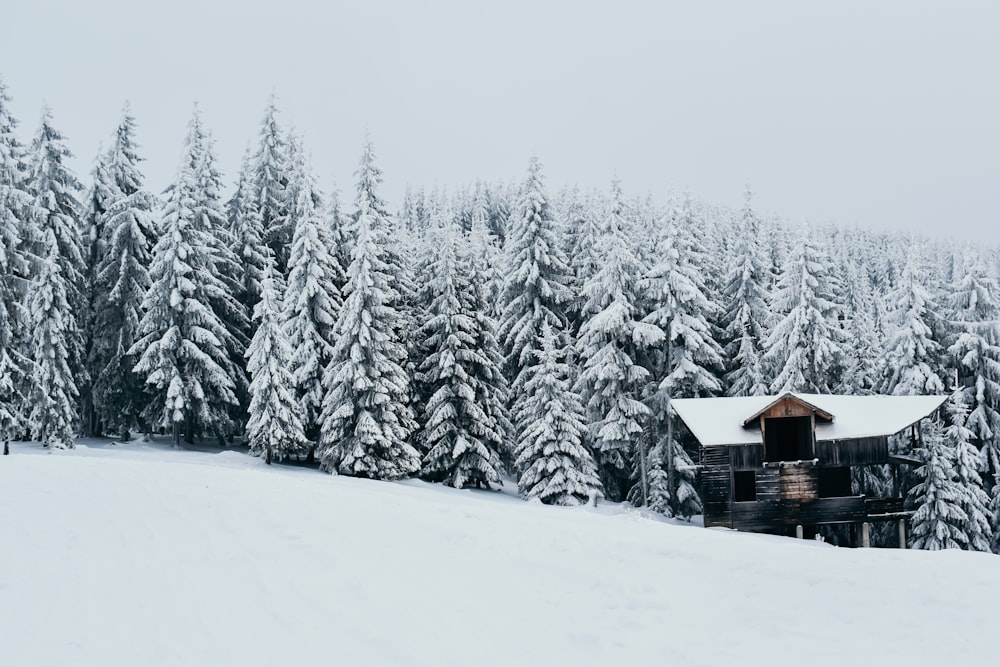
[1,441,996,667]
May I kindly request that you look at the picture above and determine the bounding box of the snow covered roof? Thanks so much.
[670,393,947,447]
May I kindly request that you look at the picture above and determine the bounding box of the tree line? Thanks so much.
[1,80,998,551]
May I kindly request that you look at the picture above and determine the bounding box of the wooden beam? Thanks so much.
[888,454,922,467]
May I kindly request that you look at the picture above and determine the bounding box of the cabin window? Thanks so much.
[763,416,813,462]
[818,467,852,498]
[733,470,756,502]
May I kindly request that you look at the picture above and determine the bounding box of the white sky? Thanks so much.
[3,0,998,238]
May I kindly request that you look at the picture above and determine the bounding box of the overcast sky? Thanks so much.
[3,0,997,238]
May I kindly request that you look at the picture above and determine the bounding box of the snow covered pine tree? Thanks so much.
[909,417,969,550]
[316,141,419,479]
[131,109,240,446]
[89,106,158,440]
[245,250,306,463]
[415,233,506,488]
[515,323,602,505]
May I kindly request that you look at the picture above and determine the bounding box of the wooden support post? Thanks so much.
[861,522,871,548]
[796,524,804,539]
[898,518,906,549]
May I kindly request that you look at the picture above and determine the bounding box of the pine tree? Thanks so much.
[564,187,603,334]
[227,147,267,327]
[467,232,515,474]
[416,234,507,488]
[881,248,945,396]
[246,250,306,463]
[908,418,969,550]
[26,106,86,395]
[187,112,250,436]
[515,323,602,505]
[27,230,78,449]
[846,263,895,506]
[354,136,419,383]
[946,257,1000,488]
[247,96,292,273]
[575,179,656,502]
[721,187,770,397]
[637,202,721,515]
[498,157,572,396]
[400,185,418,233]
[644,427,702,519]
[27,106,85,303]
[283,171,343,440]
[639,202,724,401]
[0,79,31,444]
[284,131,324,231]
[763,226,844,393]
[316,186,419,479]
[468,183,504,318]
[944,391,994,551]
[79,148,115,436]
[837,264,882,395]
[131,110,239,445]
[675,195,725,324]
[325,180,351,288]
[89,107,157,440]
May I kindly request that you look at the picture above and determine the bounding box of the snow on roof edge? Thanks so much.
[670,394,947,448]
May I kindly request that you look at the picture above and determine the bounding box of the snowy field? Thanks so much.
[1,441,996,667]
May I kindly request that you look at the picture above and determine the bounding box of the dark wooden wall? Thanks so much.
[701,447,731,528]
[724,438,889,469]
[756,466,780,501]
[702,436,895,530]
[816,437,888,466]
[730,496,866,530]
[799,496,866,524]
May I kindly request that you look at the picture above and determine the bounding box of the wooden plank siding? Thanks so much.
[816,437,889,467]
[731,496,868,530]
[778,462,818,502]
[702,447,729,467]
[799,496,867,524]
[701,446,732,528]
[729,444,764,470]
[731,500,785,531]
[755,467,780,501]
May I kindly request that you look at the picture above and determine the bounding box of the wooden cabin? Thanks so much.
[670,393,946,545]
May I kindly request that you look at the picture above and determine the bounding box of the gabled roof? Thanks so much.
[740,392,834,426]
[670,394,947,447]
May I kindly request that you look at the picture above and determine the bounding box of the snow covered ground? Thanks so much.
[1,441,996,667]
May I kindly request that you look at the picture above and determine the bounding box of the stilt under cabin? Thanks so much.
[670,393,946,546]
